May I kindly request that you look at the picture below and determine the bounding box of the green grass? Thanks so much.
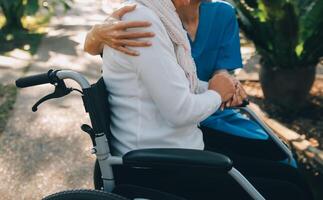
[0,84,18,133]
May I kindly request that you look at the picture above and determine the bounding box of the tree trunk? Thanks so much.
[259,65,316,109]
[4,14,24,30]
[1,2,25,31]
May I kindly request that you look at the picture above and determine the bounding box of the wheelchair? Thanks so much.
[15,69,311,200]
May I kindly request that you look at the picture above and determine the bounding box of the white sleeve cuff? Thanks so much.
[199,90,222,121]
[197,80,209,94]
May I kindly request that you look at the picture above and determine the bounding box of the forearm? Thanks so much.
[84,26,104,55]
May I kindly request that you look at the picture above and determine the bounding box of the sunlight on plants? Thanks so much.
[257,2,268,22]
[0,16,5,29]
[0,0,73,55]
[5,34,14,41]
[295,42,304,57]
[23,44,31,51]
[21,14,51,33]
[0,9,49,34]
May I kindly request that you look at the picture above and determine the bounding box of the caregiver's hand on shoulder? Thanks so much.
[208,73,236,105]
[84,4,155,56]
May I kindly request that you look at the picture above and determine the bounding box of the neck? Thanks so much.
[175,1,201,24]
[174,1,202,41]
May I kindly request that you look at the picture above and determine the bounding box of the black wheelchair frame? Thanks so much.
[15,69,268,199]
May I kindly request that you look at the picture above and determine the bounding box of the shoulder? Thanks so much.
[203,0,236,17]
[121,2,162,25]
[120,2,173,50]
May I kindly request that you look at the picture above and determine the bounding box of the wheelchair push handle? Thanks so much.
[15,69,56,88]
[16,69,91,90]
[15,69,92,112]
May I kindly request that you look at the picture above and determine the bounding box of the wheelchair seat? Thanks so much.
[87,78,269,200]
[124,148,233,172]
[88,77,313,200]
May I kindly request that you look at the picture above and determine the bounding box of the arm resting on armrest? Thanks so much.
[123,148,233,172]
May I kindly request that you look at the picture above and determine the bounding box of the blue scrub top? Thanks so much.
[190,1,268,140]
[190,1,242,81]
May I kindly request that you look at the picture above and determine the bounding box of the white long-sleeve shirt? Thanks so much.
[102,3,222,155]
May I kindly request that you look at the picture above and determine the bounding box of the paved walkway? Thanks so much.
[237,48,323,81]
[0,1,106,199]
[0,50,32,84]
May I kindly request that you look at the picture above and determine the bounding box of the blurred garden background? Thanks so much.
[0,0,322,199]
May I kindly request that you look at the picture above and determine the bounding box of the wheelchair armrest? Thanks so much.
[123,148,233,172]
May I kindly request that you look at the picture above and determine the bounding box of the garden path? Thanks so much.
[0,1,106,199]
[0,50,31,84]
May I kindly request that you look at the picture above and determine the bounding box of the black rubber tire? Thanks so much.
[42,189,130,200]
[93,160,187,200]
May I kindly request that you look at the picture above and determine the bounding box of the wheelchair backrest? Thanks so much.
[86,77,112,139]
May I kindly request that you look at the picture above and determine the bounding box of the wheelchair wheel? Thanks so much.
[93,160,187,200]
[42,189,129,200]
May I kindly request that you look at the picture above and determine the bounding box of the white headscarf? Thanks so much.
[135,0,198,93]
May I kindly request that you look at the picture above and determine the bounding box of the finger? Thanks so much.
[229,77,237,88]
[235,91,243,106]
[240,90,248,101]
[236,87,244,104]
[239,85,248,99]
[118,39,152,47]
[114,21,152,30]
[112,4,137,19]
[226,100,231,108]
[227,98,234,108]
[233,93,239,106]
[231,93,239,107]
[236,84,247,100]
[115,46,140,56]
[220,103,225,111]
[232,77,239,84]
[116,31,155,39]
[226,95,234,107]
[223,93,233,102]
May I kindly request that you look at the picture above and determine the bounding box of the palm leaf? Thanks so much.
[231,0,323,68]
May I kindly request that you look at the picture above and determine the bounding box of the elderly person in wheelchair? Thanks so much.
[83,0,313,199]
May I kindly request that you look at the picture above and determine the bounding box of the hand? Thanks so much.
[225,78,248,108]
[208,73,236,105]
[85,4,155,56]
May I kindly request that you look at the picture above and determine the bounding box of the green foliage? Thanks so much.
[0,0,73,31]
[229,0,323,69]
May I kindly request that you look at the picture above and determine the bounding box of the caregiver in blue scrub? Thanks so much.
[84,0,288,163]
